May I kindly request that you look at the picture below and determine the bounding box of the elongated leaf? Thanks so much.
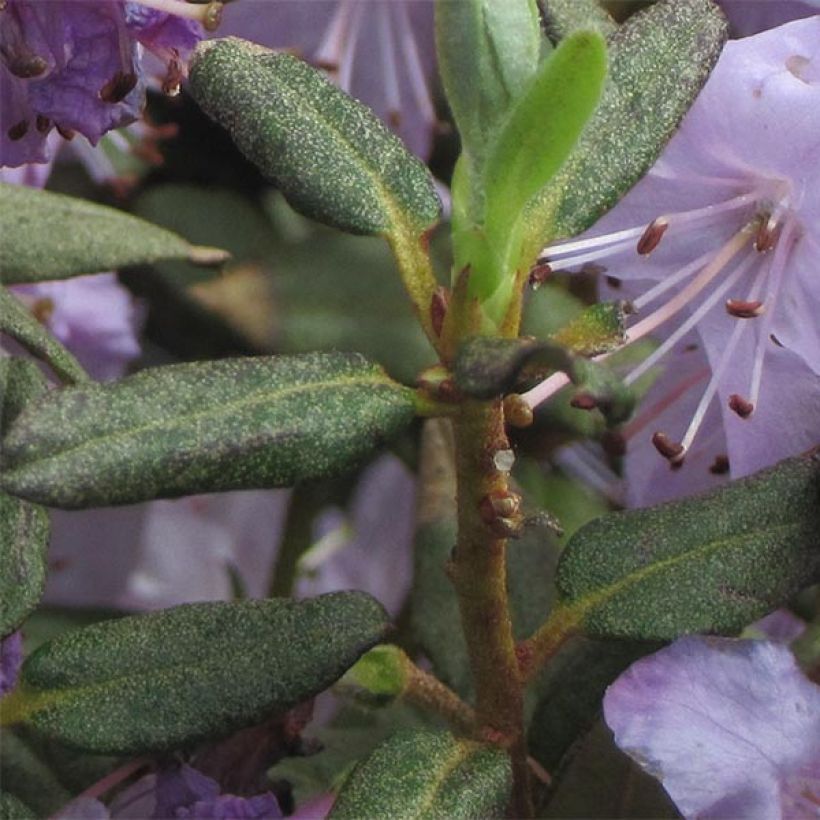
[0,287,89,384]
[523,0,727,253]
[1,360,49,637]
[0,184,228,285]
[188,39,440,239]
[1,353,417,509]
[540,0,617,40]
[557,451,820,640]
[1,592,389,754]
[0,792,36,819]
[436,0,542,173]
[329,729,511,819]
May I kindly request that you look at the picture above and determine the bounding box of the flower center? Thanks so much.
[522,180,803,470]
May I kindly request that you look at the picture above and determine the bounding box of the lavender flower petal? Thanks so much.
[0,630,23,696]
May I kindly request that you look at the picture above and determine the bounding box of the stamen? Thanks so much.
[338,1,365,92]
[7,119,28,140]
[636,218,668,255]
[725,298,763,318]
[377,2,401,127]
[709,454,730,474]
[528,261,552,289]
[728,394,754,418]
[314,0,353,71]
[651,431,685,465]
[394,0,437,125]
[631,249,715,311]
[99,71,138,103]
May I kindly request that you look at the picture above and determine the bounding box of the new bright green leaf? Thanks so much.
[188,38,441,238]
[0,287,89,385]
[1,593,389,754]
[557,451,820,640]
[329,729,511,820]
[0,184,228,285]
[0,353,417,509]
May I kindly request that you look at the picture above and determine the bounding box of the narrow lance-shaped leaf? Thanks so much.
[0,184,228,285]
[329,729,511,820]
[188,39,441,239]
[523,0,727,255]
[556,450,820,640]
[0,287,89,385]
[0,592,390,755]
[0,360,50,638]
[0,353,417,509]
[540,0,617,40]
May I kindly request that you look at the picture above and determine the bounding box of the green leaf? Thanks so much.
[551,301,630,356]
[523,0,727,253]
[435,0,542,175]
[541,721,680,819]
[0,791,36,820]
[1,353,417,509]
[329,729,511,819]
[0,287,89,384]
[527,636,659,770]
[540,0,617,40]
[472,31,606,303]
[188,39,441,238]
[1,359,49,637]
[0,183,228,285]
[1,592,390,754]
[556,450,820,640]
[338,645,411,707]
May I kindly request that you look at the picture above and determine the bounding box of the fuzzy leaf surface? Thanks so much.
[540,0,617,40]
[0,353,416,509]
[557,451,820,639]
[329,729,511,819]
[1,593,389,754]
[524,0,727,253]
[0,184,225,284]
[188,39,440,238]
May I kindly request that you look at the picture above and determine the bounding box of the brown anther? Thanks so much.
[570,392,598,411]
[388,110,402,128]
[7,119,28,141]
[56,124,75,141]
[728,393,754,418]
[7,54,47,79]
[754,219,779,252]
[605,275,622,289]
[436,378,460,403]
[31,297,55,324]
[35,114,51,133]
[709,454,730,475]
[430,286,449,337]
[203,1,224,31]
[100,71,138,103]
[725,298,764,318]
[528,261,552,289]
[652,431,685,465]
[636,218,668,256]
[503,394,534,429]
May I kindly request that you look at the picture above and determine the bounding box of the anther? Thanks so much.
[605,275,622,289]
[503,395,534,429]
[709,454,730,475]
[754,218,779,252]
[203,1,224,31]
[652,431,685,465]
[636,218,669,256]
[728,394,754,418]
[35,114,50,133]
[100,71,138,103]
[7,54,47,79]
[528,261,552,289]
[7,119,28,140]
[725,298,764,318]
[56,125,75,141]
[570,392,598,411]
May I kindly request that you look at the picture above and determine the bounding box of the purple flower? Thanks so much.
[719,0,820,37]
[1,0,210,168]
[218,0,437,158]
[526,18,820,483]
[175,793,282,819]
[603,636,820,819]
[0,630,23,696]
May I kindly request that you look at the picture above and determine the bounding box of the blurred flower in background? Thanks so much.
[719,0,820,37]
[218,0,438,158]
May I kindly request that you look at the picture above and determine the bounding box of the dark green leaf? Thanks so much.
[557,450,820,640]
[540,0,617,40]
[436,0,542,174]
[2,592,390,754]
[188,39,441,238]
[1,353,417,509]
[0,791,36,819]
[524,0,727,252]
[0,288,89,384]
[527,636,659,770]
[541,721,680,818]
[1,359,49,637]
[551,301,630,357]
[329,729,511,819]
[0,183,228,285]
